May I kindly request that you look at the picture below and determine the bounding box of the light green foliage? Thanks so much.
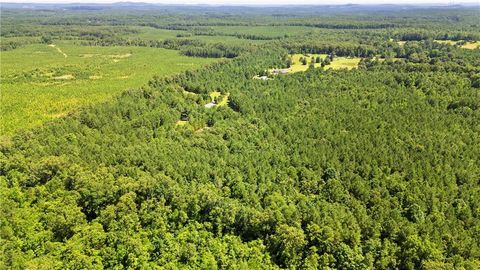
[0,42,216,135]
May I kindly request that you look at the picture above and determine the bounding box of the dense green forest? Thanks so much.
[1,4,480,270]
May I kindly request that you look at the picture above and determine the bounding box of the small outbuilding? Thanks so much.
[271,68,290,75]
[205,102,216,108]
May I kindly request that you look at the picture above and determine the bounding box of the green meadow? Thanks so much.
[126,26,272,45]
[0,42,217,136]
[276,54,360,74]
[434,39,480,49]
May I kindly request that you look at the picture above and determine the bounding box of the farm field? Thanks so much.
[0,42,217,136]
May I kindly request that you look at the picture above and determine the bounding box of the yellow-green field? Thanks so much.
[175,120,188,126]
[0,41,217,136]
[282,54,360,74]
[434,40,457,45]
[209,91,222,102]
[461,41,480,49]
[208,91,230,106]
[289,54,327,73]
[328,57,361,70]
[434,40,480,49]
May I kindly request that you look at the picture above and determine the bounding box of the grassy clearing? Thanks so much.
[279,54,360,74]
[328,57,361,70]
[208,91,230,107]
[288,54,327,73]
[175,91,230,128]
[176,120,188,126]
[377,57,404,62]
[434,39,458,45]
[0,42,217,136]
[209,91,222,102]
[461,41,480,49]
[217,93,230,107]
[434,40,480,49]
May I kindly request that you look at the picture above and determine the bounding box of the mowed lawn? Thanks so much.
[0,42,217,136]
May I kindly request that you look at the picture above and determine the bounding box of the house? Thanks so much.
[205,102,216,108]
[271,68,290,75]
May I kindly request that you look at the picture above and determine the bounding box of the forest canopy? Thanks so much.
[1,4,480,270]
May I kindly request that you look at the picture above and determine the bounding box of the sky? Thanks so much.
[1,0,478,4]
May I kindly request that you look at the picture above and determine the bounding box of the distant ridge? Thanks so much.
[1,2,478,10]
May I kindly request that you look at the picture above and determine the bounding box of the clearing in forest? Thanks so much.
[434,40,480,49]
[288,54,328,73]
[269,54,360,75]
[460,41,480,49]
[434,40,458,45]
[328,57,361,70]
[205,91,230,108]
[175,120,188,126]
[0,42,217,136]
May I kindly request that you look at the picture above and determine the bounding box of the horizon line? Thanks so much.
[1,1,479,5]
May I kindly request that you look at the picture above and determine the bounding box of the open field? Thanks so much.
[461,41,480,49]
[434,39,457,45]
[328,57,361,70]
[0,42,217,135]
[434,39,480,49]
[289,53,327,72]
[276,54,360,74]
